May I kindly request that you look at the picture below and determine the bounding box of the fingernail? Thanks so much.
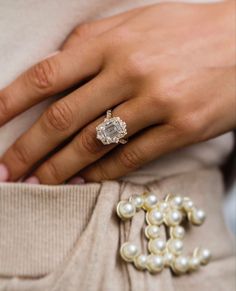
[68,176,85,185]
[24,176,40,184]
[43,50,60,60]
[0,163,9,182]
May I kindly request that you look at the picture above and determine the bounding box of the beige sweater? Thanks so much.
[0,0,235,290]
[0,169,235,290]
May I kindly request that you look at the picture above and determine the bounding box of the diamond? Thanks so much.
[96,117,127,145]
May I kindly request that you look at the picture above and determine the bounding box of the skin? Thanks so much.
[0,1,235,185]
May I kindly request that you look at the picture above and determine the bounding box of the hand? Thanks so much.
[0,1,235,184]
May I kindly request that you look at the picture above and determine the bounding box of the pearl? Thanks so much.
[147,255,164,273]
[195,248,212,265]
[143,193,158,210]
[183,198,194,212]
[117,193,210,275]
[173,256,189,274]
[159,201,169,212]
[148,238,166,254]
[165,193,174,202]
[164,210,182,226]
[146,209,164,225]
[117,201,136,220]
[120,242,139,262]
[129,194,144,210]
[163,252,174,267]
[167,239,183,256]
[145,225,160,239]
[134,254,148,270]
[189,256,200,271]
[189,208,206,225]
[170,226,185,239]
[171,196,184,209]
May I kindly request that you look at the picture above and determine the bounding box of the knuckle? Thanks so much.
[123,52,151,79]
[145,94,163,110]
[92,161,111,181]
[73,24,92,39]
[107,29,151,79]
[155,79,179,108]
[185,114,205,137]
[27,58,58,92]
[79,126,106,155]
[173,113,205,142]
[43,160,61,183]
[118,148,144,170]
[12,141,31,165]
[145,85,176,113]
[109,28,131,46]
[0,91,11,119]
[43,101,74,132]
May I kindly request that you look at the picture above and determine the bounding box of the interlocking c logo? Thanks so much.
[117,193,211,275]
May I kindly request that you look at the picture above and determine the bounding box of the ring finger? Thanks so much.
[0,70,131,181]
[32,97,167,184]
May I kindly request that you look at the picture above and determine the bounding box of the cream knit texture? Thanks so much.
[0,0,235,290]
[0,168,235,291]
[0,183,100,277]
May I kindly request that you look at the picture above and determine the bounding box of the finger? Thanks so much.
[62,6,145,49]
[31,97,165,185]
[0,70,131,181]
[0,38,104,125]
[79,124,187,182]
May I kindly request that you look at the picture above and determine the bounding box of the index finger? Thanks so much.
[0,39,104,125]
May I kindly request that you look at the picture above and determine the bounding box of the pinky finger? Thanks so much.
[79,124,187,182]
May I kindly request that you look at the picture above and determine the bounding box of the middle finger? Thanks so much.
[32,96,166,184]
[0,70,131,181]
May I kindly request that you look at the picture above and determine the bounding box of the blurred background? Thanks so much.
[223,136,236,236]
[224,182,236,235]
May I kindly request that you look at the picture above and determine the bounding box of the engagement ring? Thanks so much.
[96,110,128,145]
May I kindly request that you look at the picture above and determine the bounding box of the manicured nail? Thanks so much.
[24,176,40,184]
[68,176,85,185]
[0,163,9,182]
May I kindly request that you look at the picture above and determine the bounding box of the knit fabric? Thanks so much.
[0,168,235,291]
[0,0,235,290]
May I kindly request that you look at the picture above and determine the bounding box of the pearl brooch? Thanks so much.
[116,201,136,220]
[172,256,189,274]
[183,197,194,212]
[189,256,200,271]
[134,254,148,270]
[170,226,185,239]
[148,238,166,254]
[147,255,164,273]
[143,192,158,210]
[164,209,183,226]
[129,194,144,210]
[194,247,212,265]
[146,208,164,225]
[163,251,174,267]
[188,208,206,226]
[167,239,183,256]
[170,195,184,209]
[145,225,160,239]
[117,192,211,275]
[120,242,139,262]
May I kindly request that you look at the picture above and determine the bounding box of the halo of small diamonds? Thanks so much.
[96,115,127,145]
